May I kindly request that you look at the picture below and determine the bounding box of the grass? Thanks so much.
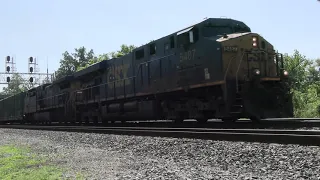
[0,144,84,180]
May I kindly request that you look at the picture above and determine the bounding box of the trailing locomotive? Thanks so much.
[0,18,293,125]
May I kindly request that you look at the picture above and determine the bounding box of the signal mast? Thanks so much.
[0,55,54,85]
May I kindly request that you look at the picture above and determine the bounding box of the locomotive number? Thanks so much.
[179,49,196,62]
[224,46,238,52]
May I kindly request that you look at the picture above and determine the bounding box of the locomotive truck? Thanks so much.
[0,17,293,125]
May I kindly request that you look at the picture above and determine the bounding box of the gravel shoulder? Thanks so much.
[0,128,319,179]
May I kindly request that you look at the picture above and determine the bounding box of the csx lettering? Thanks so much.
[108,64,131,87]
[180,49,196,62]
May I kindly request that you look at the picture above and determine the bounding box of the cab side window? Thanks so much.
[149,43,156,55]
[177,27,199,47]
[135,49,144,60]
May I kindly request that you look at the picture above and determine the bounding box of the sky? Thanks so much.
[0,0,319,80]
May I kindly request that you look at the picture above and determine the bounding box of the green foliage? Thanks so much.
[0,74,34,97]
[109,44,136,58]
[0,145,65,179]
[76,53,111,71]
[284,50,320,117]
[56,44,136,75]
[54,46,96,79]
[97,53,110,62]
[283,50,312,90]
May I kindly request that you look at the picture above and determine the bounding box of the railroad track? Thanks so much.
[1,124,320,146]
[4,118,320,130]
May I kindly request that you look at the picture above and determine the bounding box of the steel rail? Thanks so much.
[1,125,320,146]
[2,118,320,130]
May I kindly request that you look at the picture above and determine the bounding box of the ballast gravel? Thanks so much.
[0,128,320,179]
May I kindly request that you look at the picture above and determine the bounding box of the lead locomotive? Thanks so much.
[0,18,293,125]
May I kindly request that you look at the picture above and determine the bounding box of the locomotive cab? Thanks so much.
[173,18,293,121]
[217,32,288,82]
[213,21,293,120]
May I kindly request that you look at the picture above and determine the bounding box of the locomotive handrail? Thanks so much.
[223,55,237,81]
[36,92,67,101]
[235,51,246,92]
[65,89,77,118]
[36,92,68,110]
[36,53,175,107]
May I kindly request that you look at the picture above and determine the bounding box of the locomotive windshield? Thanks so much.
[233,24,251,33]
[202,24,251,37]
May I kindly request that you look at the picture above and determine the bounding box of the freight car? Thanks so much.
[0,17,293,125]
[0,92,26,123]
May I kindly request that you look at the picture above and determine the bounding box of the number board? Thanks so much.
[223,46,238,52]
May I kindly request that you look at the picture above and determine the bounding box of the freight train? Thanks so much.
[0,18,293,125]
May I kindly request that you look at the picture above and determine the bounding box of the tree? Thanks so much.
[109,44,136,58]
[97,53,110,62]
[284,50,320,117]
[54,47,96,79]
[76,44,136,71]
[283,50,313,90]
[77,53,111,71]
[0,73,31,96]
[73,47,95,68]
[309,58,320,82]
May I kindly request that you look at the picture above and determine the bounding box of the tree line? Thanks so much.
[54,44,136,79]
[0,45,319,118]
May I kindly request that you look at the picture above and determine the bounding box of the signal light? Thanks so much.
[29,67,33,73]
[6,77,10,82]
[6,66,10,72]
[29,57,33,63]
[29,77,33,83]
[6,56,10,62]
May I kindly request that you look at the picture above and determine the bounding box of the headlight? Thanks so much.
[252,36,258,47]
[253,69,260,75]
